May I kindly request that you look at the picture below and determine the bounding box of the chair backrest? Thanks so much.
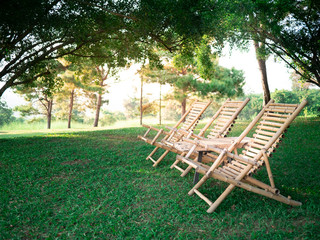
[238,99,308,174]
[202,98,250,139]
[176,100,212,132]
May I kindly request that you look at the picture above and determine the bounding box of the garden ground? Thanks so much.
[1,118,319,239]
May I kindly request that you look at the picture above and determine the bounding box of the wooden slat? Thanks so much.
[270,103,298,107]
[247,142,265,150]
[252,138,269,146]
[216,122,229,128]
[256,129,276,137]
[239,153,255,160]
[261,116,287,122]
[244,146,261,154]
[253,133,272,141]
[223,166,240,176]
[265,107,295,113]
[265,112,290,118]
[223,107,238,112]
[173,164,185,173]
[215,118,230,124]
[269,104,297,110]
[230,161,246,169]
[243,150,257,158]
[217,168,237,178]
[227,163,243,172]
[225,103,242,107]
[260,120,284,127]
[220,111,234,116]
[216,115,232,121]
[258,125,280,132]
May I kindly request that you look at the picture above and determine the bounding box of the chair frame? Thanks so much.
[138,100,212,166]
[170,98,250,175]
[177,99,308,213]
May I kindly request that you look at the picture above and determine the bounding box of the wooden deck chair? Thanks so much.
[177,99,307,213]
[170,98,250,176]
[138,100,212,166]
[138,98,249,167]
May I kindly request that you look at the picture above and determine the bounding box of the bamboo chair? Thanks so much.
[170,98,250,176]
[177,99,307,213]
[138,100,212,166]
[138,98,249,167]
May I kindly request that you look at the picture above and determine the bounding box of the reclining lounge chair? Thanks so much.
[170,98,250,176]
[176,99,307,213]
[138,98,250,167]
[138,100,212,166]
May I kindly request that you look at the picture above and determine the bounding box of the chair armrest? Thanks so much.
[176,129,204,140]
[182,138,258,166]
[141,124,170,135]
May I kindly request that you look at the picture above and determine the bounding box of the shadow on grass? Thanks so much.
[0,121,319,239]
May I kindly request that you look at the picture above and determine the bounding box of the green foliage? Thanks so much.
[14,104,40,118]
[124,97,158,119]
[238,94,264,120]
[143,38,245,108]
[1,0,205,96]
[0,101,15,126]
[272,89,320,117]
[100,113,117,126]
[237,90,320,120]
[209,0,320,87]
[162,101,181,121]
[98,111,127,126]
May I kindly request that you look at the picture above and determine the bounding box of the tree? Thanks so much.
[204,0,320,92]
[0,0,208,98]
[0,101,15,126]
[54,66,98,128]
[92,65,117,127]
[143,40,245,116]
[14,60,64,129]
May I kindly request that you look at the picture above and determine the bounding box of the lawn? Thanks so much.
[0,118,319,239]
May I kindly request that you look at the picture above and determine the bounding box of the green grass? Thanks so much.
[0,118,319,239]
[0,118,176,139]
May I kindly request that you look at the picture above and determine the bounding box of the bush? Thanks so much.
[100,114,117,126]
[238,94,264,120]
[0,101,15,126]
[272,89,320,117]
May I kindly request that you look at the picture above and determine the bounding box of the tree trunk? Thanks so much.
[93,93,102,127]
[68,89,74,129]
[47,100,53,129]
[181,98,187,118]
[140,74,143,125]
[159,83,161,125]
[254,40,271,105]
[93,66,110,127]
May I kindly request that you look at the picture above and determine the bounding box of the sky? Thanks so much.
[2,44,292,111]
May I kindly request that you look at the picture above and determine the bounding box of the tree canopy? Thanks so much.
[0,0,206,97]
[1,0,318,100]
[202,0,320,87]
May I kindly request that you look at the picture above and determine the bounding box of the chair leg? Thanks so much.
[207,165,252,213]
[188,175,209,195]
[207,184,236,213]
[181,165,193,177]
[170,159,180,169]
[146,146,160,160]
[170,153,185,169]
[153,150,170,167]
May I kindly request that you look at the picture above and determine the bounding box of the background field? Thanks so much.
[1,118,319,239]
